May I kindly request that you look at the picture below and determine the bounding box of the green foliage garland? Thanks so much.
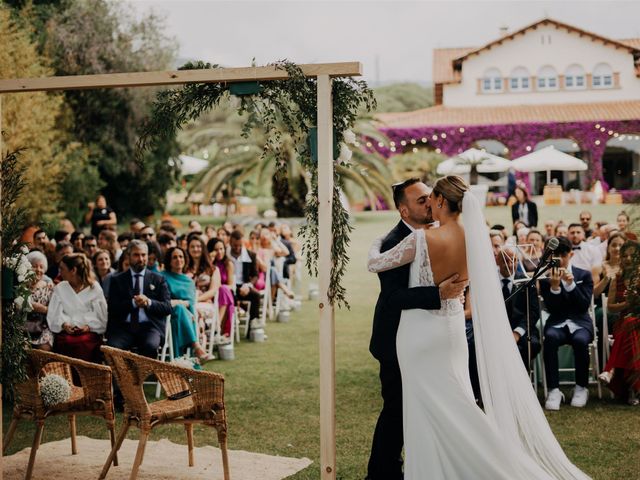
[139,60,376,307]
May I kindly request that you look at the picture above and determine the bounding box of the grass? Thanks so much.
[4,204,639,479]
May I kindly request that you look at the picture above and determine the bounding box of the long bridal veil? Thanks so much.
[462,192,591,480]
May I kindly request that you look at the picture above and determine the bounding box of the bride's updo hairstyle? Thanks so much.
[432,175,469,213]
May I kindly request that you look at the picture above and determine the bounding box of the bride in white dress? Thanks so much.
[368,176,590,480]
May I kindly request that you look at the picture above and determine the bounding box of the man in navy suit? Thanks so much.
[366,178,466,480]
[106,240,172,357]
[539,236,594,410]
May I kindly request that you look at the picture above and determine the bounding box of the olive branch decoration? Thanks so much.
[138,60,376,308]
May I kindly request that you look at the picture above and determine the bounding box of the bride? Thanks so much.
[367,175,590,479]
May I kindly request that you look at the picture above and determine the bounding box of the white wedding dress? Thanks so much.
[368,192,590,480]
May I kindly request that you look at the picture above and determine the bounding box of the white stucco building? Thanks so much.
[379,18,640,193]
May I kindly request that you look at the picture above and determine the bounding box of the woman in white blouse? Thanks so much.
[47,253,107,362]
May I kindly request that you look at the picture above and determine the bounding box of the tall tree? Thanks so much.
[0,5,81,222]
[43,0,180,219]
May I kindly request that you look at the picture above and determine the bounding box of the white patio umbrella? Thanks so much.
[436,148,512,175]
[178,154,209,176]
[511,146,587,184]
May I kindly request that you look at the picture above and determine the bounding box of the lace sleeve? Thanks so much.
[367,231,418,273]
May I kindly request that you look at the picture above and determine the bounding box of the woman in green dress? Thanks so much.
[162,246,214,363]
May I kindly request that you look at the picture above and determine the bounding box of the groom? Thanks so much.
[366,177,467,480]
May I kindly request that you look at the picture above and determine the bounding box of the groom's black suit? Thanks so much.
[367,221,441,480]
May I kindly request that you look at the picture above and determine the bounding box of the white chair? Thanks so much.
[259,265,273,324]
[143,315,175,399]
[540,296,602,400]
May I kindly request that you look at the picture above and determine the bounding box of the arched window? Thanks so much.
[482,68,503,93]
[592,63,613,88]
[564,64,586,90]
[509,66,530,91]
[537,65,558,90]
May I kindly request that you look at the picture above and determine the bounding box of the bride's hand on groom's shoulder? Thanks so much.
[438,274,467,300]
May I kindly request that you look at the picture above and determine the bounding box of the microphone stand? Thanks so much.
[505,256,559,383]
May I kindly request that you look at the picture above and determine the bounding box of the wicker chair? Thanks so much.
[3,349,117,480]
[99,346,229,480]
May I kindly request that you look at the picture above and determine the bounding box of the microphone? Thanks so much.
[538,237,560,266]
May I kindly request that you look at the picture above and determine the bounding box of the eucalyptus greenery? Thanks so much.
[139,60,376,307]
[1,149,31,397]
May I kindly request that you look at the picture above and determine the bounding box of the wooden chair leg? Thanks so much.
[100,421,130,479]
[217,429,230,480]
[3,416,20,454]
[130,431,149,480]
[25,420,45,480]
[185,423,194,466]
[107,420,119,467]
[69,414,78,454]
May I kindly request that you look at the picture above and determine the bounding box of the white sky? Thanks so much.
[125,0,640,85]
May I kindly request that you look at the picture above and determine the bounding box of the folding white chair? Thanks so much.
[143,315,175,399]
[540,297,602,399]
[259,265,273,324]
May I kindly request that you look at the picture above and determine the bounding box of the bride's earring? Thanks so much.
[438,203,442,209]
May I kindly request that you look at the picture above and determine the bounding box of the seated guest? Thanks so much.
[157,232,177,257]
[579,211,593,238]
[26,251,54,351]
[555,225,568,239]
[229,230,261,338]
[46,240,74,282]
[162,247,213,362]
[70,231,85,253]
[490,229,504,256]
[106,240,172,357]
[521,229,544,273]
[47,253,107,363]
[32,229,56,272]
[186,235,219,334]
[53,229,71,245]
[129,218,145,235]
[496,246,541,368]
[146,240,163,272]
[511,185,538,227]
[256,228,295,301]
[98,229,121,262]
[217,227,230,247]
[593,232,626,361]
[279,223,299,280]
[568,223,602,280]
[208,238,236,341]
[93,249,115,299]
[117,232,133,252]
[539,237,594,410]
[617,211,637,241]
[204,225,217,241]
[599,241,640,405]
[82,235,99,260]
[543,220,557,240]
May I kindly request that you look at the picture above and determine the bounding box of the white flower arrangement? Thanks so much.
[342,129,356,145]
[171,355,198,370]
[3,249,35,312]
[39,374,72,407]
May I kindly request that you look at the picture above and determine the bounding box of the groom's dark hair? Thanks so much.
[392,177,422,209]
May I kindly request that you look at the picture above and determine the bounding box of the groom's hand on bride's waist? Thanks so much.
[438,274,468,300]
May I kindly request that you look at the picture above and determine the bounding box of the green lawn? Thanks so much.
[4,204,639,479]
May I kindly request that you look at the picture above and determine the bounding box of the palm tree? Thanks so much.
[181,113,395,217]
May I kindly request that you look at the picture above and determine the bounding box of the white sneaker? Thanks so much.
[545,388,564,410]
[571,386,589,407]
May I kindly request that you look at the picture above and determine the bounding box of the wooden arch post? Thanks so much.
[0,62,362,480]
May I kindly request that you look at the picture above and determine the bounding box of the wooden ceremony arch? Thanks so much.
[0,61,363,480]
